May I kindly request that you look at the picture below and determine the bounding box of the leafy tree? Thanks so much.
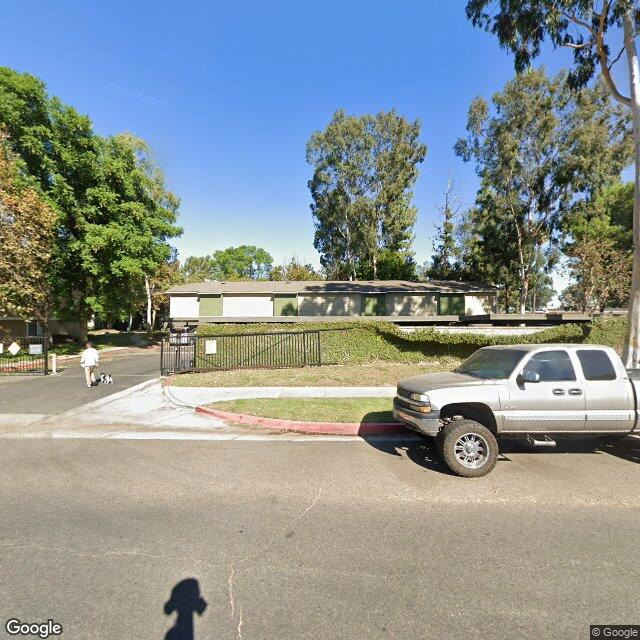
[563,181,633,310]
[455,68,630,312]
[270,258,323,281]
[182,255,217,283]
[145,251,183,328]
[182,246,273,282]
[84,133,181,327]
[306,109,426,280]
[457,201,522,311]
[0,140,57,339]
[210,245,273,280]
[357,249,418,280]
[465,0,640,366]
[0,67,182,338]
[0,67,100,332]
[562,224,632,310]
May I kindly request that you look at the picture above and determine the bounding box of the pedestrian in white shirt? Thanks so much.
[80,341,99,388]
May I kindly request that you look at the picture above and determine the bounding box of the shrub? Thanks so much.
[195,318,626,366]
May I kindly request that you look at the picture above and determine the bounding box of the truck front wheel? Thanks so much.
[440,419,498,478]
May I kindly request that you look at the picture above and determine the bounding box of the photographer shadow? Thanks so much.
[164,578,207,640]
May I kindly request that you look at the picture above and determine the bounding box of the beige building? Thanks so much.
[166,280,497,326]
[0,317,83,339]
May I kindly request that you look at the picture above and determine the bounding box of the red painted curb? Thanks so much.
[195,405,410,436]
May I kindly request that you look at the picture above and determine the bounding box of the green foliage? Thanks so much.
[270,257,322,281]
[197,317,625,365]
[82,133,182,321]
[465,1,632,98]
[563,181,634,311]
[456,68,631,311]
[356,249,417,280]
[0,67,182,329]
[182,245,273,282]
[306,108,426,280]
[182,255,217,282]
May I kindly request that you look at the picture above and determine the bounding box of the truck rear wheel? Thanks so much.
[440,419,498,478]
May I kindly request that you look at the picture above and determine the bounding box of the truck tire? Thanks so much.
[440,419,498,478]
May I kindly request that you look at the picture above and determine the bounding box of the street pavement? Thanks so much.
[0,435,638,640]
[1,352,640,639]
[0,349,160,415]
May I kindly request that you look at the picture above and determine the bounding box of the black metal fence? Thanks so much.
[161,330,322,375]
[0,336,49,375]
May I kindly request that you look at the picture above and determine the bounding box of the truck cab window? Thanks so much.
[577,350,616,381]
[523,350,576,382]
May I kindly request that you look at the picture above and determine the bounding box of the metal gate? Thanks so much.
[0,336,49,375]
[160,330,322,375]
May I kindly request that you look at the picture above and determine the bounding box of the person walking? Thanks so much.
[80,341,99,388]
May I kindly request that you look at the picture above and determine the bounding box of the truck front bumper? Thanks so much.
[393,398,441,437]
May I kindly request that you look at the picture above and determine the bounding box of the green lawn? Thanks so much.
[169,360,453,387]
[208,397,397,424]
[52,331,162,355]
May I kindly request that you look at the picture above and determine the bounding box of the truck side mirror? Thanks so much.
[521,370,540,383]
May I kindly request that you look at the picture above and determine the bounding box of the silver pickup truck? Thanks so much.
[394,344,639,477]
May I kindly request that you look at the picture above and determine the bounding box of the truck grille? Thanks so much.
[397,387,412,400]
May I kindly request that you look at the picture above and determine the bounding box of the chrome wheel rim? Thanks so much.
[454,433,489,469]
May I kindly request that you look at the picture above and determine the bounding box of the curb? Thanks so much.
[195,405,410,436]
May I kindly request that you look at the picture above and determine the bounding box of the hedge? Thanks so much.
[196,316,627,366]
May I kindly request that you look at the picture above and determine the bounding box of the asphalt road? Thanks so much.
[0,435,638,640]
[0,350,160,414]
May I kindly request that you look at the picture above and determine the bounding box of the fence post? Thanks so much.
[43,337,49,376]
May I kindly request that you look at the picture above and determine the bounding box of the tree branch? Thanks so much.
[608,46,626,70]
[593,0,632,106]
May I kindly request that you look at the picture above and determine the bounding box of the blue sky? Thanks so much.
[1,0,605,277]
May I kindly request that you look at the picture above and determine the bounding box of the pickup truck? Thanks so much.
[393,344,639,477]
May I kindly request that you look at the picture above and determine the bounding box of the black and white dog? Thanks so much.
[100,373,114,385]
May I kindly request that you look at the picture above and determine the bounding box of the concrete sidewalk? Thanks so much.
[164,384,396,408]
[0,379,232,436]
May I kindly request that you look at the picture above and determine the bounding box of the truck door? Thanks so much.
[504,349,586,433]
[576,349,635,432]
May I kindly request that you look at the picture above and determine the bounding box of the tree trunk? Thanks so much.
[144,274,153,333]
[623,11,640,368]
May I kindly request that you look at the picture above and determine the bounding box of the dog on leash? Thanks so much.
[100,373,114,385]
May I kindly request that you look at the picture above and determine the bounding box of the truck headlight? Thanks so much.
[410,393,430,403]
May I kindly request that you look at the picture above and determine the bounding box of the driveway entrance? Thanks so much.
[0,350,159,415]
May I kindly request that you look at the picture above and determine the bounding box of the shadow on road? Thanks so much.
[361,431,453,475]
[363,428,640,475]
[164,579,207,640]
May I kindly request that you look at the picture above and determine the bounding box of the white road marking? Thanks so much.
[0,429,417,442]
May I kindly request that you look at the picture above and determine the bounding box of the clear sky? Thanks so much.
[1,0,597,277]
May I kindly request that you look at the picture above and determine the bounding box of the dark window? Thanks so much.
[577,350,616,381]
[523,350,576,382]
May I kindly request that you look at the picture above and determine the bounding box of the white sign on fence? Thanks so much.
[0,343,3,354]
[29,344,43,355]
[8,342,20,356]
[205,339,217,355]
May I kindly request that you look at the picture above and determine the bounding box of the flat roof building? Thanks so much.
[166,279,498,326]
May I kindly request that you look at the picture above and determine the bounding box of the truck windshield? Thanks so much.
[454,348,527,379]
